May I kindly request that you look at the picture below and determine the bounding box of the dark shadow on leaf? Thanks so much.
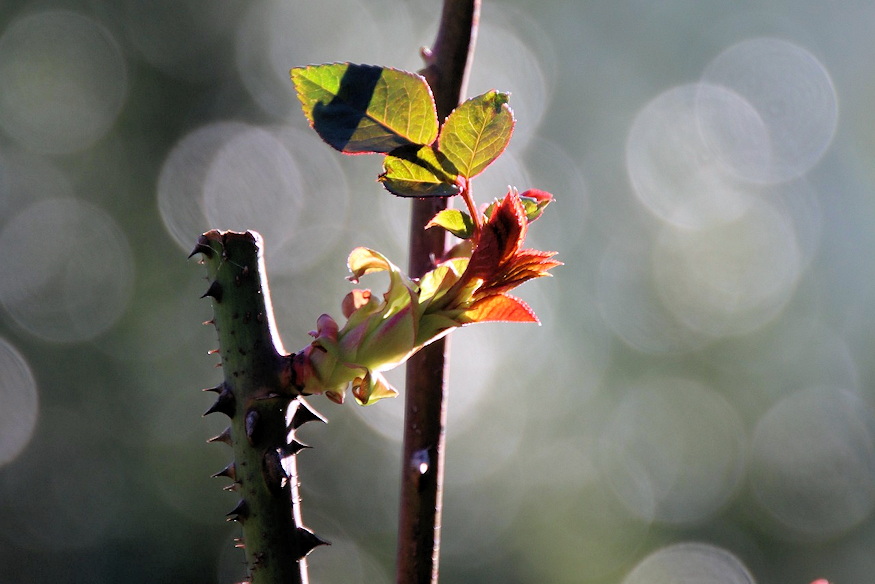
[312,64,404,153]
[389,144,460,182]
[381,145,461,198]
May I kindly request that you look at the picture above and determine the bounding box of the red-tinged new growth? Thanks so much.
[292,187,560,405]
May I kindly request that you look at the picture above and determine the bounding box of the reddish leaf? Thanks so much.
[465,294,538,323]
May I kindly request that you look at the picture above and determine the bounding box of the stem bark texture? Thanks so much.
[396,2,480,583]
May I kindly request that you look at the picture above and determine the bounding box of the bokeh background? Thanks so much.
[1,0,874,582]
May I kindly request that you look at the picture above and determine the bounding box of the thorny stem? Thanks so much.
[397,1,480,583]
[196,230,327,584]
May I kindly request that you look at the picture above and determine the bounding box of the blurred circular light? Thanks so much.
[159,122,349,275]
[202,126,305,267]
[0,198,134,342]
[750,386,875,541]
[520,136,590,250]
[626,83,762,229]
[122,0,245,81]
[269,126,351,275]
[702,38,838,184]
[236,0,409,120]
[600,376,746,525]
[0,149,74,219]
[597,230,709,354]
[694,82,773,183]
[622,542,755,584]
[520,480,652,583]
[0,338,39,467]
[158,120,251,249]
[0,10,127,154]
[768,178,823,269]
[469,19,551,147]
[652,198,801,338]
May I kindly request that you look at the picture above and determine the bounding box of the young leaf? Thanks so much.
[517,189,554,222]
[465,294,539,323]
[426,209,475,239]
[379,145,461,198]
[291,63,439,154]
[438,91,514,179]
[485,188,554,223]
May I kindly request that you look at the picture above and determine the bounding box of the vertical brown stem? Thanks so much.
[396,2,480,583]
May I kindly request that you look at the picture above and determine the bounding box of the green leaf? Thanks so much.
[379,145,461,198]
[426,209,475,239]
[437,90,514,179]
[291,63,439,154]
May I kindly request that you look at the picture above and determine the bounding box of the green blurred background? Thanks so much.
[2,0,875,582]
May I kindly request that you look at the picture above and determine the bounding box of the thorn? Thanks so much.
[288,398,327,430]
[282,439,311,457]
[203,385,235,418]
[201,280,223,302]
[234,538,245,549]
[223,483,239,492]
[420,45,434,65]
[207,426,232,445]
[245,410,260,445]
[211,462,237,481]
[202,383,223,393]
[202,319,215,326]
[226,499,249,523]
[292,527,330,559]
[189,236,214,260]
